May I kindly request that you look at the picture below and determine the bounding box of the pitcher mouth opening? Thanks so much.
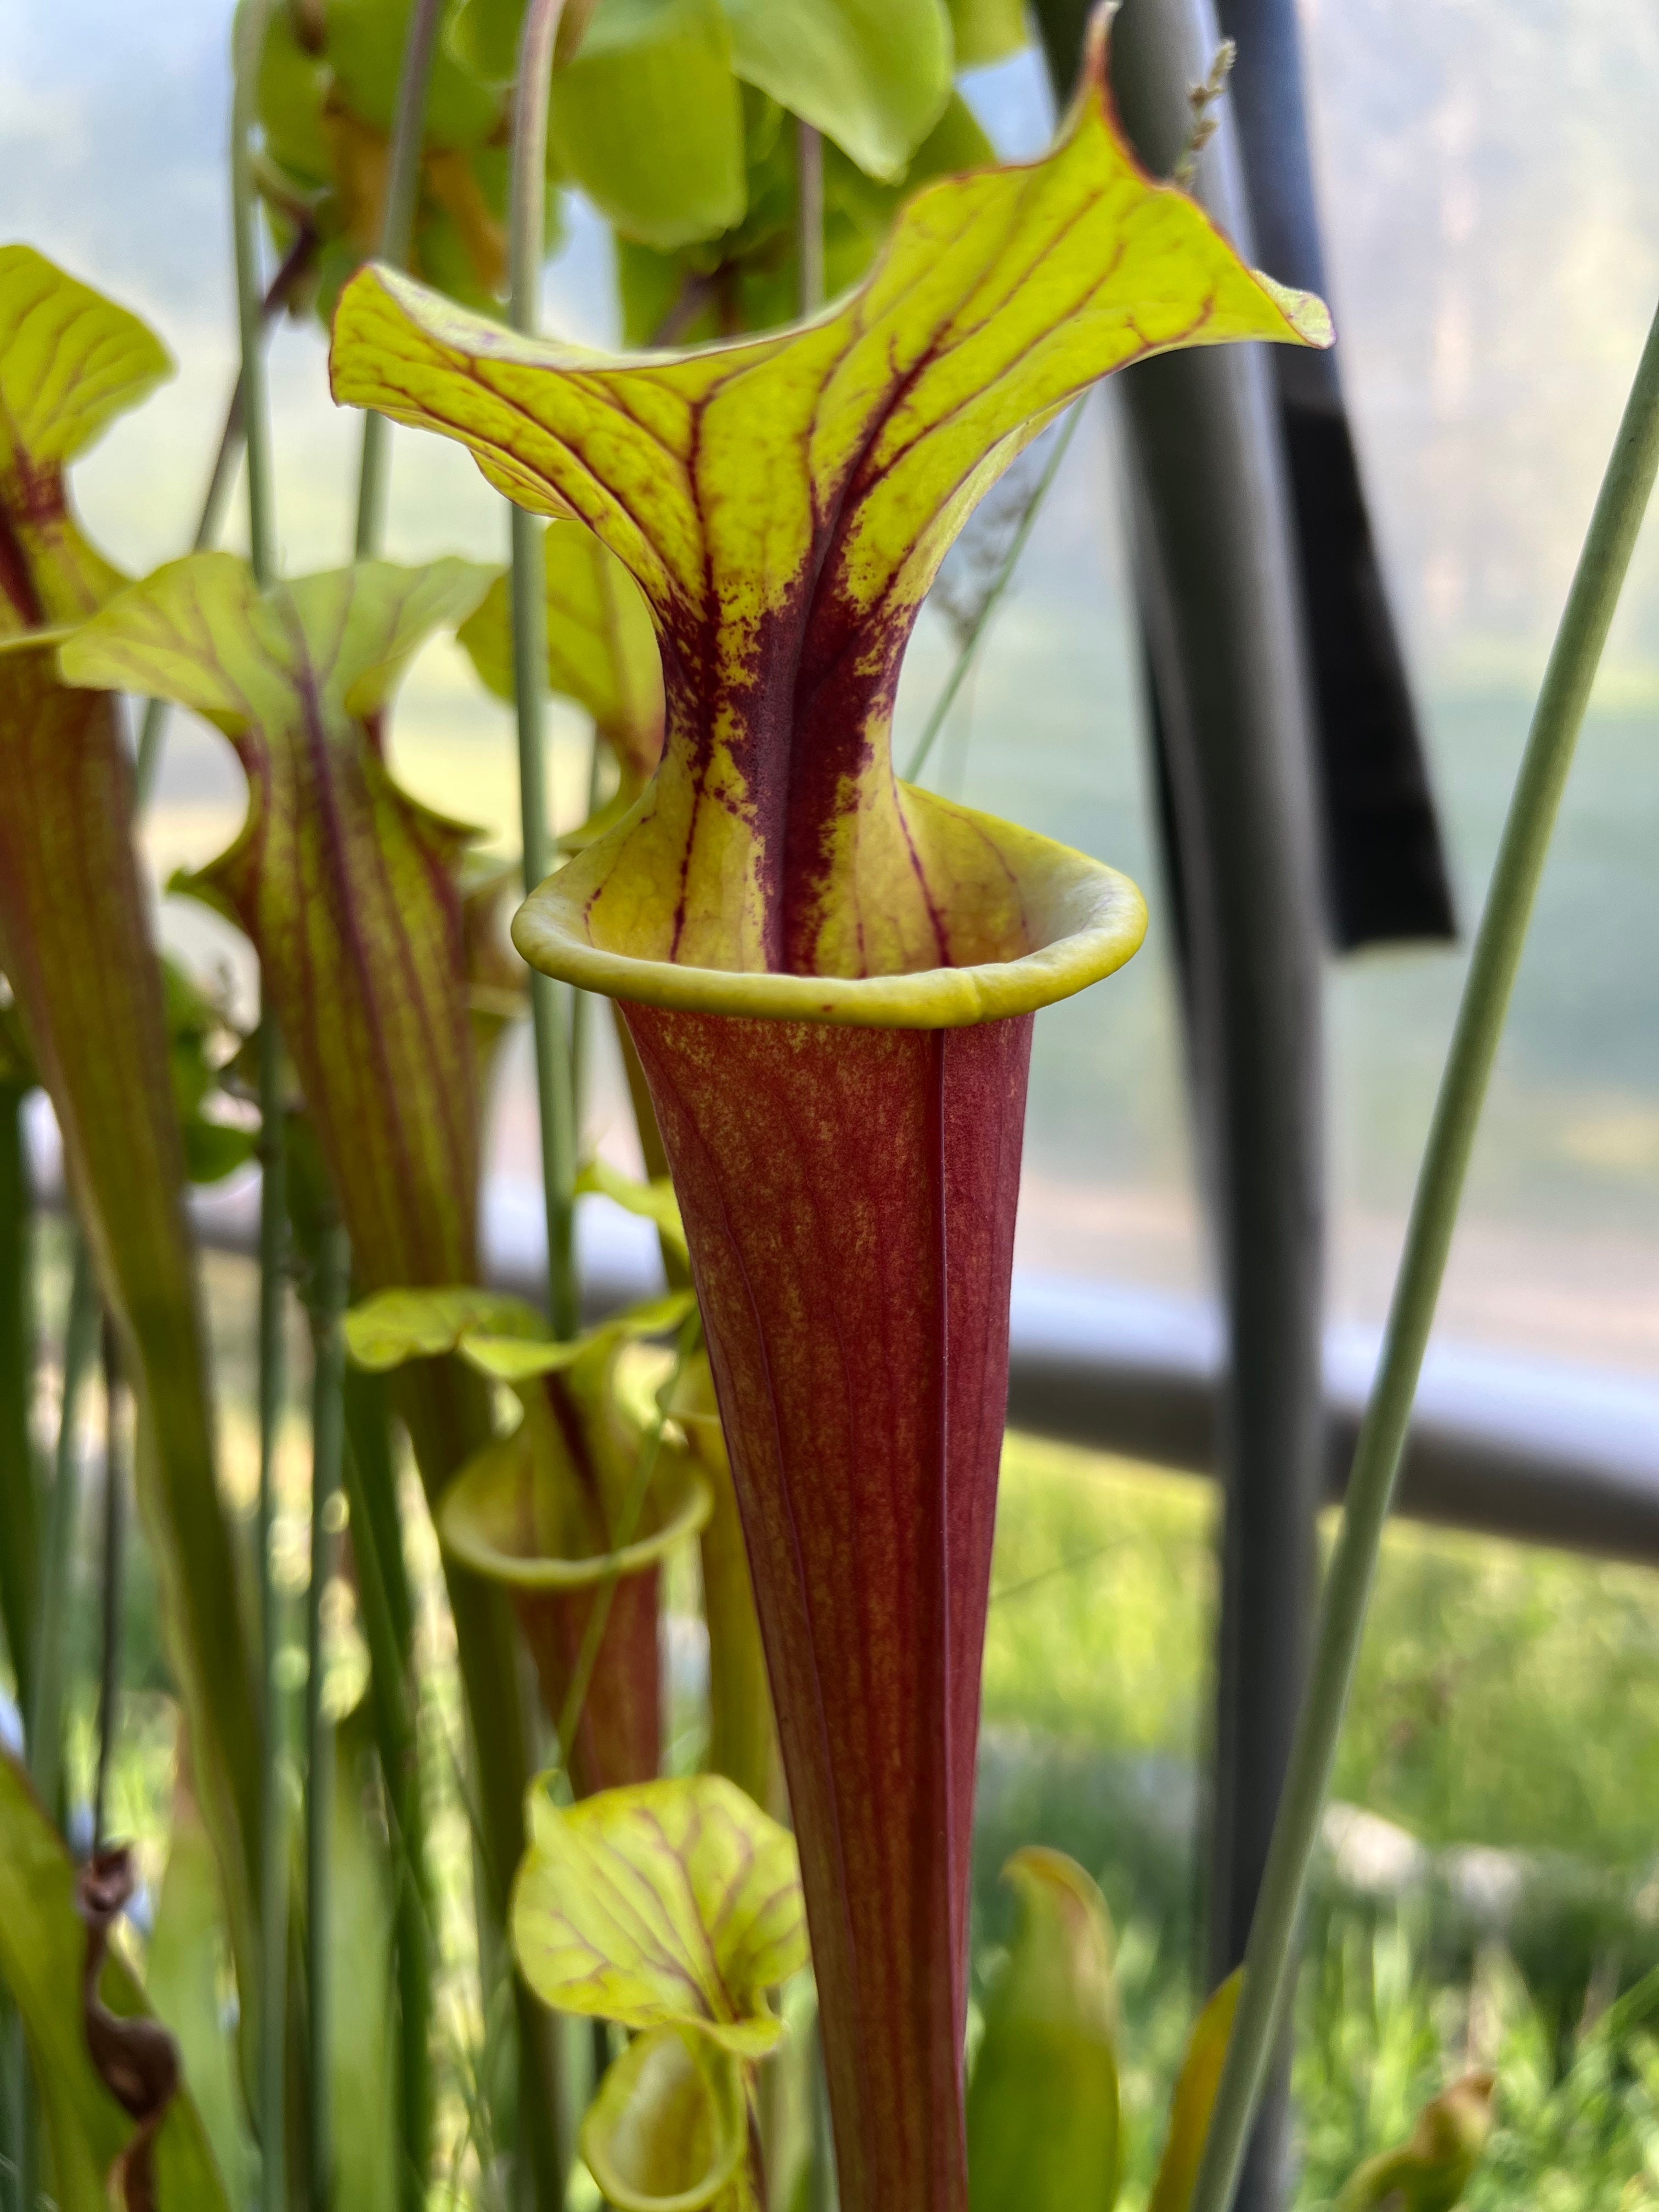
[511,792,1148,1032]
[436,1431,714,1591]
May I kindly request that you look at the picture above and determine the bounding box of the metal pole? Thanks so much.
[1213,0,1454,950]
[1032,5,1327,2202]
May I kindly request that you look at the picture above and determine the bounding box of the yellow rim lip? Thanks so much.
[511,823,1149,1032]
[437,1442,713,1591]
[580,2028,751,2212]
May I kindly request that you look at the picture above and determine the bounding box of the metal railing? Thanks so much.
[160,1148,1659,1573]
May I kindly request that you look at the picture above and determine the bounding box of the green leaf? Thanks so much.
[548,0,747,249]
[611,86,993,346]
[456,1292,690,1381]
[0,1077,36,1722]
[329,1708,400,2212]
[0,1751,232,2212]
[458,519,663,788]
[449,0,599,80]
[1147,1971,1241,2212]
[256,0,522,315]
[448,0,526,81]
[344,1280,690,1380]
[162,960,256,1187]
[145,1763,256,2212]
[945,0,1028,69]
[0,638,262,1995]
[257,3,334,185]
[833,84,995,230]
[0,990,36,1093]
[330,14,1323,1013]
[0,246,171,629]
[582,2024,752,2211]
[346,1284,547,1369]
[512,1773,808,2052]
[325,0,503,148]
[61,554,495,1300]
[79,1852,185,2212]
[791,94,1002,329]
[410,147,519,312]
[721,0,953,182]
[180,1120,257,1184]
[576,1160,688,1261]
[1335,2072,1497,2212]
[966,1848,1120,2212]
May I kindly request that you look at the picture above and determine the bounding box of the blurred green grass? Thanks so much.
[980,1436,1659,2205]
[985,1434,1659,1861]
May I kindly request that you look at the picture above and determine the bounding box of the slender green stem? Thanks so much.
[0,1090,37,1722]
[6,220,294,2088]
[26,1245,99,1818]
[232,17,291,2208]
[134,221,318,805]
[305,1221,348,2212]
[494,12,607,2202]
[508,3,563,320]
[509,0,579,1342]
[354,0,446,557]
[341,1376,431,2212]
[903,400,1084,784]
[59,204,317,2212]
[747,2111,771,2212]
[185,368,255,562]
[255,1031,290,2212]
[796,121,824,318]
[1,2002,24,2212]
[110,254,297,1853]
[517,680,580,1338]
[554,1322,695,1764]
[343,1373,414,1662]
[0,1121,24,2212]
[806,2010,836,2212]
[334,14,448,2200]
[567,733,604,1131]
[92,1319,125,1847]
[1188,295,1659,2212]
[132,388,249,799]
[233,0,279,595]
